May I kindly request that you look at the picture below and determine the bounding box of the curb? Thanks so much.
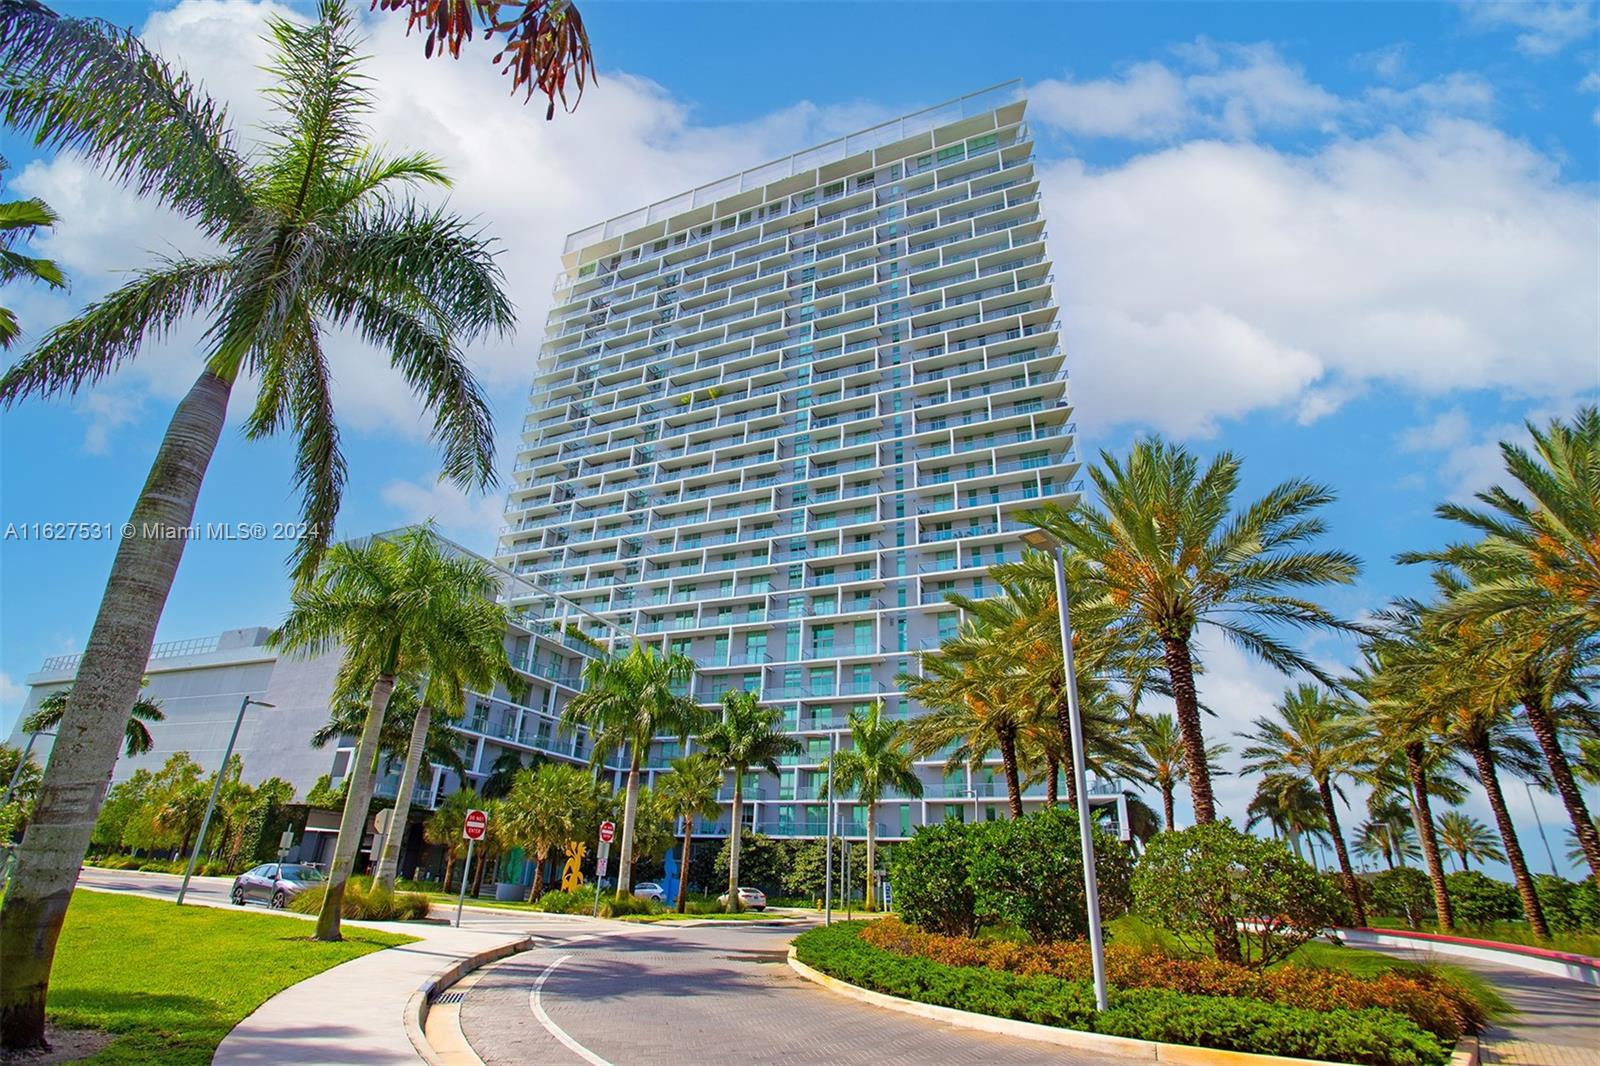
[787,947,1472,1066]
[405,937,533,1066]
[1337,927,1600,987]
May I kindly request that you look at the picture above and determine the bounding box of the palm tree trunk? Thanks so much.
[1404,742,1455,932]
[1045,760,1059,808]
[615,753,642,898]
[470,846,488,897]
[317,673,397,941]
[374,702,430,890]
[0,368,231,1050]
[442,854,455,894]
[997,727,1023,819]
[526,853,545,903]
[1316,775,1367,926]
[1522,685,1600,886]
[1051,685,1077,808]
[1467,738,1550,938]
[1160,636,1216,824]
[1459,849,1469,872]
[676,829,693,914]
[1160,782,1175,832]
[1286,824,1303,861]
[725,773,743,911]
[864,803,877,911]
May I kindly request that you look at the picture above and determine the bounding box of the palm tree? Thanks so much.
[901,640,1028,816]
[424,787,480,892]
[562,643,706,896]
[480,749,529,800]
[1568,819,1600,867]
[1245,771,1327,862]
[0,5,512,1034]
[503,762,601,901]
[1355,800,1422,871]
[821,701,923,910]
[272,527,510,940]
[1025,438,1362,825]
[1240,684,1371,925]
[1404,409,1600,884]
[0,157,66,348]
[1437,811,1505,872]
[311,677,469,782]
[1129,712,1228,831]
[656,754,721,913]
[23,682,164,757]
[698,689,799,910]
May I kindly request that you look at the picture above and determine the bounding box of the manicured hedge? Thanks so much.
[89,854,236,877]
[861,916,1483,1042]
[793,922,1449,1066]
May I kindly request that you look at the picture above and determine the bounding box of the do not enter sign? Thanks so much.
[463,809,489,841]
[598,820,615,844]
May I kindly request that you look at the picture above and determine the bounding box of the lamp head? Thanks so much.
[1018,529,1056,552]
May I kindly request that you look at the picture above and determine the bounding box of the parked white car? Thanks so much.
[717,886,767,911]
[632,881,666,902]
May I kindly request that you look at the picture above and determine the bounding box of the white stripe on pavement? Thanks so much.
[530,953,613,1066]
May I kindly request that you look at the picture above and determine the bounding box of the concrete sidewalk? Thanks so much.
[213,915,537,1065]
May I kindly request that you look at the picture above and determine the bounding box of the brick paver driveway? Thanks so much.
[459,919,1093,1065]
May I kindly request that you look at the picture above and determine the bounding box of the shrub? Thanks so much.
[1372,868,1435,929]
[289,877,431,920]
[1534,874,1600,934]
[534,887,665,918]
[888,819,979,936]
[860,916,1482,1043]
[1132,821,1346,968]
[1443,871,1522,928]
[794,922,1448,1066]
[967,807,1133,943]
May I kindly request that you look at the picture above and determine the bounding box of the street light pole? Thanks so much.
[177,694,274,905]
[2,728,52,807]
[824,729,837,925]
[1022,529,1109,1012]
[1525,781,1558,874]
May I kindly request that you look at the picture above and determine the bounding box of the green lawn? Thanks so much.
[45,891,415,1064]
[1367,916,1600,958]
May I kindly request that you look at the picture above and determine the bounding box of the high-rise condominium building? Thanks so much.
[498,83,1116,842]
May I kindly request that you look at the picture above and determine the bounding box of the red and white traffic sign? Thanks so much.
[598,820,615,844]
[463,808,489,841]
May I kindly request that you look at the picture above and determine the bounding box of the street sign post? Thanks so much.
[456,809,489,928]
[592,821,616,917]
[277,828,294,861]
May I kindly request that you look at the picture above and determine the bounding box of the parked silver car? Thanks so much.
[717,886,767,911]
[231,862,326,909]
[632,881,667,902]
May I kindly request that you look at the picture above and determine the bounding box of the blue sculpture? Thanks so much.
[661,845,680,905]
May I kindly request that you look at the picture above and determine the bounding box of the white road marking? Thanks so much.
[530,953,613,1066]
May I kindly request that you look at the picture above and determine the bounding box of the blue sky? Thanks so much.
[2,1,1597,869]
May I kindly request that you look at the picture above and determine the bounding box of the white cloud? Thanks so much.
[1029,40,1488,144]
[1354,43,1412,82]
[1461,0,1599,56]
[1042,120,1598,435]
[380,476,508,554]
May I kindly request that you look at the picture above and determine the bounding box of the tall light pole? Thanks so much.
[1525,781,1558,874]
[1020,528,1108,1012]
[823,729,837,924]
[177,694,274,905]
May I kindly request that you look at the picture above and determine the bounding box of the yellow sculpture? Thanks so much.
[559,841,587,892]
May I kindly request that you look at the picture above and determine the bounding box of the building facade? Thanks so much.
[497,84,1123,841]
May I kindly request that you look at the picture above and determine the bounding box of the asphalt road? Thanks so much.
[459,919,1091,1066]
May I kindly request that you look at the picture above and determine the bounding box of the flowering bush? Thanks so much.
[860,916,1483,1042]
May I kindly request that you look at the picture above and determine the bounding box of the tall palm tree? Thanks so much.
[479,749,529,800]
[1239,684,1371,924]
[272,527,510,940]
[1348,627,1465,931]
[1437,811,1505,871]
[1025,438,1362,825]
[1405,408,1600,884]
[821,701,923,910]
[1245,771,1327,862]
[310,676,468,782]
[0,157,66,348]
[1404,579,1554,937]
[563,643,706,896]
[24,682,164,757]
[424,787,480,892]
[0,5,512,1037]
[698,689,799,910]
[1129,712,1228,831]
[902,640,1028,817]
[657,754,722,913]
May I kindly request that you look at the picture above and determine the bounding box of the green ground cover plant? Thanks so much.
[287,876,430,921]
[38,891,412,1064]
[793,922,1448,1066]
